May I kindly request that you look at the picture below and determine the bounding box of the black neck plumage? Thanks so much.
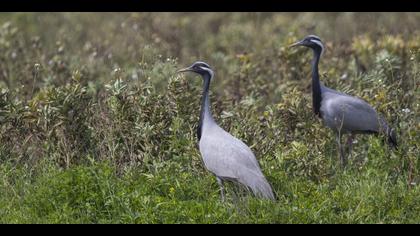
[197,72,213,140]
[311,48,323,118]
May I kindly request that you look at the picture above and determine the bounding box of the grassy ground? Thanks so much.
[0,13,419,223]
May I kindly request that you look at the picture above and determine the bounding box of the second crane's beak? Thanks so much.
[289,40,303,48]
[177,66,193,73]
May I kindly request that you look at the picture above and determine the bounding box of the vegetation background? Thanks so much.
[0,12,418,223]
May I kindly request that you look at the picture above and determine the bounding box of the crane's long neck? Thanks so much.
[198,73,214,140]
[311,49,323,118]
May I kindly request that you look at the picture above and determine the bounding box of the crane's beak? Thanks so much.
[289,40,303,48]
[176,66,193,73]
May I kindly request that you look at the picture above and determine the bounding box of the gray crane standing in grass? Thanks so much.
[177,61,275,201]
[290,35,397,167]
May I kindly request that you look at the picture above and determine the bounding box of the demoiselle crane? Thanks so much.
[177,61,275,201]
[290,35,397,167]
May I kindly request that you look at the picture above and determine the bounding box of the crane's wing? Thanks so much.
[321,91,381,133]
[199,126,261,177]
[199,125,274,199]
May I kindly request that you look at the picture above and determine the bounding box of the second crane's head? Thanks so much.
[290,35,324,54]
[177,61,214,78]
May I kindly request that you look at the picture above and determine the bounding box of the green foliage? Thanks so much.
[0,13,419,223]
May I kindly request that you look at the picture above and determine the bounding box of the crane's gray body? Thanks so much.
[320,85,386,135]
[199,116,275,199]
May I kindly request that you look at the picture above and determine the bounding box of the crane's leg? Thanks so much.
[336,133,346,168]
[216,177,225,202]
[346,133,355,160]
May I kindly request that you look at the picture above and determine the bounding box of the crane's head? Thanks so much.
[177,61,213,78]
[290,35,324,54]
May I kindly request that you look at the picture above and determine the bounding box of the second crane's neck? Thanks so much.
[311,48,323,118]
[198,72,215,140]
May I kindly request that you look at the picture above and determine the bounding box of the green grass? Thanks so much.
[0,13,419,223]
[1,159,419,223]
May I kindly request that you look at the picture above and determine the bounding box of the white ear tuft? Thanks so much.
[199,66,214,79]
[310,39,325,55]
